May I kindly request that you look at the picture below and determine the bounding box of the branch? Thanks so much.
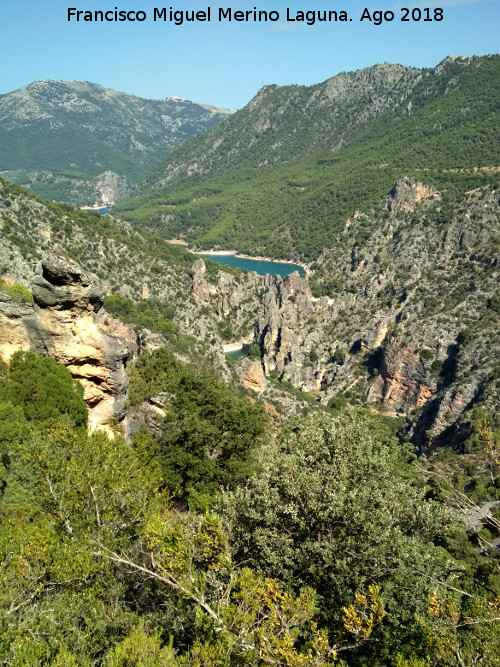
[95,544,223,626]
[407,569,473,598]
[89,485,102,530]
[457,617,500,628]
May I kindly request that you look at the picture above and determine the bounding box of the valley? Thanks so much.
[0,53,498,665]
[114,55,499,260]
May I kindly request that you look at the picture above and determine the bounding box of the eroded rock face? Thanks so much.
[94,171,132,207]
[255,272,318,387]
[199,183,499,450]
[238,358,266,392]
[0,250,130,431]
[388,178,441,215]
[366,339,434,414]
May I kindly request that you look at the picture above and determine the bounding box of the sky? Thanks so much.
[1,0,499,109]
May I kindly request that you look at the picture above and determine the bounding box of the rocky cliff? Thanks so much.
[0,250,130,431]
[1,173,498,446]
[192,179,499,449]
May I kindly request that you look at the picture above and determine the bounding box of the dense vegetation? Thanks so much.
[103,295,179,339]
[0,351,498,665]
[129,347,269,507]
[115,56,500,260]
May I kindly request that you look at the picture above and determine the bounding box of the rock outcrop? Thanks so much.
[0,250,130,431]
[94,171,132,207]
[388,178,441,215]
[238,358,266,392]
[199,182,499,449]
[366,339,434,413]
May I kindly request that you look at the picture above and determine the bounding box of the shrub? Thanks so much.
[0,351,87,428]
[0,282,33,304]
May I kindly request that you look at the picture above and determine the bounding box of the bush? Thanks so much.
[223,409,452,655]
[103,295,178,339]
[0,351,87,428]
[0,282,33,304]
[129,348,268,502]
[430,359,443,376]
[327,392,348,411]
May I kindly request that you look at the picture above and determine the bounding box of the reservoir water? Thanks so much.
[225,344,250,360]
[200,254,305,277]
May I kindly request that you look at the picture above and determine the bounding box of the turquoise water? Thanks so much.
[201,254,305,277]
[226,344,250,360]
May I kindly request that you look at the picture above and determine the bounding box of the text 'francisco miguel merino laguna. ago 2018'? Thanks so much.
[67,7,445,25]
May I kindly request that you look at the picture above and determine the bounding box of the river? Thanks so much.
[200,254,305,277]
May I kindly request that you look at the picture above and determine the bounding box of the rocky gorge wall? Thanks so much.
[190,179,499,449]
[0,250,131,432]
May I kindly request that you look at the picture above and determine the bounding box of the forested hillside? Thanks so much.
[114,55,500,259]
[0,80,231,206]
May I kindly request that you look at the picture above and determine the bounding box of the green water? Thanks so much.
[226,344,249,360]
[201,254,305,277]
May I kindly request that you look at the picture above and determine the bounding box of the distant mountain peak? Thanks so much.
[0,80,232,206]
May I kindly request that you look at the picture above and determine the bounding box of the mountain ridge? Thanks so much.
[0,80,232,206]
[114,54,500,260]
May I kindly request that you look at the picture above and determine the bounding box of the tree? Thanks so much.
[222,408,456,661]
[100,509,386,665]
[129,348,268,505]
[0,351,87,428]
[0,423,164,664]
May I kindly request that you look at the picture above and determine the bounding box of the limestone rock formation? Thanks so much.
[366,339,434,413]
[388,178,441,215]
[238,358,266,392]
[94,171,132,207]
[0,250,130,431]
[203,182,499,449]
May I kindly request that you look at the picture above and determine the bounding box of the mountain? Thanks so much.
[0,80,232,206]
[114,55,500,260]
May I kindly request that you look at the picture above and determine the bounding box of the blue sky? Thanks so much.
[1,0,499,109]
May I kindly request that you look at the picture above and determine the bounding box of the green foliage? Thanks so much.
[309,348,319,363]
[430,359,444,376]
[0,353,497,664]
[329,347,345,365]
[0,282,33,304]
[488,293,500,314]
[246,343,260,360]
[115,56,500,260]
[223,408,455,659]
[0,417,163,663]
[216,317,235,341]
[129,348,268,502]
[0,351,87,429]
[327,392,348,411]
[103,294,178,338]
